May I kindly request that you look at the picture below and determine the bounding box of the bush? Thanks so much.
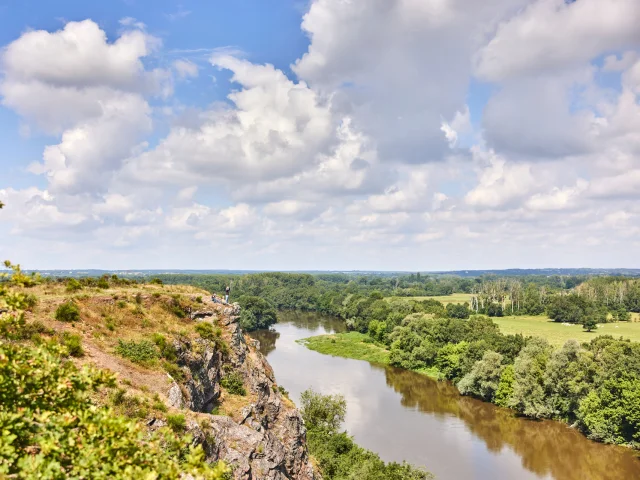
[0,340,229,479]
[97,277,110,289]
[115,339,158,364]
[61,332,84,357]
[23,293,38,309]
[162,360,185,382]
[152,333,177,361]
[220,372,246,396]
[55,300,80,323]
[66,278,83,292]
[150,278,164,285]
[166,413,186,432]
[195,322,221,341]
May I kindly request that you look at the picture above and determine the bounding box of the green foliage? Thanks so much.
[60,332,84,357]
[543,340,595,420]
[457,351,504,402]
[237,295,278,331]
[54,300,80,323]
[583,316,598,332]
[166,413,186,432]
[0,258,228,478]
[194,322,228,355]
[195,322,220,340]
[0,340,229,479]
[115,339,158,365]
[494,364,514,407]
[508,338,553,418]
[162,360,185,382]
[220,372,246,396]
[150,278,164,285]
[300,389,346,434]
[301,389,432,480]
[66,278,83,292]
[446,302,471,319]
[578,376,640,445]
[152,333,177,361]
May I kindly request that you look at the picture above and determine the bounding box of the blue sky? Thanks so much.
[1,0,640,270]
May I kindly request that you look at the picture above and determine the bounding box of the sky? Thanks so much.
[1,0,640,271]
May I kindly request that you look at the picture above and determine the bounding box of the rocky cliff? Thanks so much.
[161,298,319,480]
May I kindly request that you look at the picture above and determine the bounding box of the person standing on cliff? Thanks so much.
[225,285,230,303]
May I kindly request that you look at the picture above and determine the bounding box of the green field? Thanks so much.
[387,293,472,305]
[493,315,640,346]
[298,332,391,364]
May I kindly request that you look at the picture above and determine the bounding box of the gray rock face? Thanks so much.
[167,298,320,480]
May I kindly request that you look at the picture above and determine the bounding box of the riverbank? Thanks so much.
[299,332,441,379]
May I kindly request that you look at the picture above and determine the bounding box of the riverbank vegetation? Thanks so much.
[303,313,640,448]
[300,389,432,480]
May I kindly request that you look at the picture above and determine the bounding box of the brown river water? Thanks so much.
[249,311,640,480]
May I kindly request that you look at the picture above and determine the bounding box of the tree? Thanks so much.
[582,315,598,332]
[494,364,514,407]
[300,389,346,434]
[508,338,553,418]
[457,351,504,402]
[236,295,277,331]
[543,340,595,421]
[578,376,640,445]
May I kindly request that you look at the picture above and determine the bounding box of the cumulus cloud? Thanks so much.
[475,0,640,81]
[2,3,640,269]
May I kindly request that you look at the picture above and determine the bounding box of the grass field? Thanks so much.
[387,293,472,305]
[493,315,640,346]
[298,332,390,364]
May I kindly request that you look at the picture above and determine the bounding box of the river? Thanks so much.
[249,311,640,480]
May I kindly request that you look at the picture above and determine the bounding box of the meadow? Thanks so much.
[493,314,640,346]
[388,293,472,305]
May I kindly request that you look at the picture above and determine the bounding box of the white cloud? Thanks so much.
[173,59,199,79]
[475,0,640,81]
[464,149,536,208]
[3,5,640,269]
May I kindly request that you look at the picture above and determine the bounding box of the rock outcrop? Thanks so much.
[165,298,319,480]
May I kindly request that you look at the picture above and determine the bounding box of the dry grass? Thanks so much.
[14,282,243,417]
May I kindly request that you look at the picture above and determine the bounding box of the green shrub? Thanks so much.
[23,293,38,309]
[105,316,116,331]
[61,332,84,357]
[115,339,158,364]
[195,322,221,340]
[66,278,83,292]
[55,300,80,323]
[152,333,177,361]
[135,293,143,304]
[97,277,110,289]
[220,372,246,396]
[166,413,186,432]
[150,278,164,285]
[116,300,126,308]
[152,292,161,298]
[162,360,186,382]
[0,340,229,479]
[196,296,203,303]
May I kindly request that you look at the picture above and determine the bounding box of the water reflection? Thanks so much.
[383,366,640,480]
[250,311,640,480]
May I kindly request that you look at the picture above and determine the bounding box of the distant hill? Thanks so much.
[19,268,640,278]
